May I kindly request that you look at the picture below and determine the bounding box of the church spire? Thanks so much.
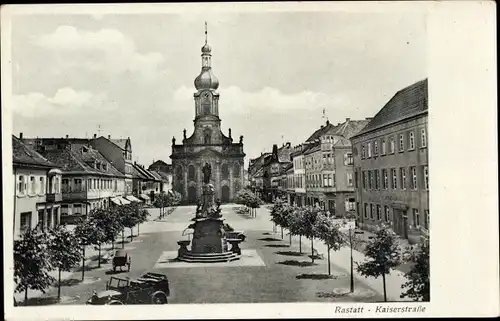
[205,21,208,45]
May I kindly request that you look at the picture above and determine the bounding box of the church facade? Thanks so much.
[170,26,245,204]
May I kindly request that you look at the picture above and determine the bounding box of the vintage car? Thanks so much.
[86,272,170,305]
[112,250,131,272]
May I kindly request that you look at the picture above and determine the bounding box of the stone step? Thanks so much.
[184,251,234,257]
[181,253,237,261]
[177,255,240,263]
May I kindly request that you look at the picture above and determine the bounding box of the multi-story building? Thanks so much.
[148,160,173,193]
[303,118,370,216]
[170,26,245,204]
[290,144,306,206]
[351,78,428,244]
[284,163,294,204]
[24,137,128,222]
[248,152,271,198]
[13,135,63,239]
[262,143,292,203]
[91,135,134,195]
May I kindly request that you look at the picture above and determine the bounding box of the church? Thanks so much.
[170,24,245,204]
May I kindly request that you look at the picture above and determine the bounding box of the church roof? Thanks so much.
[352,78,428,138]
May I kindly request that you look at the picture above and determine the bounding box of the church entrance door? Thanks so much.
[221,186,230,203]
[188,186,197,204]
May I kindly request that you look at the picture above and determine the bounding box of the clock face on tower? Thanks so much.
[203,92,210,100]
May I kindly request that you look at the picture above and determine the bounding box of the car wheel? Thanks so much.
[151,292,167,304]
[108,300,123,305]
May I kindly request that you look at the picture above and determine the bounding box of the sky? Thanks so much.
[9,10,427,168]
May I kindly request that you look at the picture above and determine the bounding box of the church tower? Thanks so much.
[170,23,245,204]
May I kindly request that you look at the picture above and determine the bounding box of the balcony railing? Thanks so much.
[46,193,62,202]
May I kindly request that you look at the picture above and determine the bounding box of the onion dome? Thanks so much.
[201,43,212,54]
[194,69,219,90]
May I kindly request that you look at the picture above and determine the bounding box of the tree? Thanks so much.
[47,225,83,299]
[91,207,122,250]
[119,203,141,243]
[14,227,55,304]
[287,206,305,253]
[270,198,288,239]
[401,234,430,301]
[248,191,264,218]
[135,203,150,236]
[357,225,401,302]
[153,192,169,219]
[301,205,322,263]
[315,214,346,275]
[74,216,102,280]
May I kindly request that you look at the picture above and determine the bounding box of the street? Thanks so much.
[19,205,386,305]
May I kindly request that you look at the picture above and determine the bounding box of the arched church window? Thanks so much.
[188,165,196,181]
[204,128,212,144]
[221,163,229,180]
[234,163,241,178]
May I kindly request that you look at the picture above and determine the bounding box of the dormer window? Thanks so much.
[103,163,107,171]
[96,162,101,170]
[82,146,88,153]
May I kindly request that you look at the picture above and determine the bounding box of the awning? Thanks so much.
[110,197,121,205]
[119,197,131,205]
[139,194,151,201]
[125,195,142,203]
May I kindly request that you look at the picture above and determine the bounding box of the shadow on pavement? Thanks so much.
[265,244,289,248]
[18,296,61,306]
[277,260,318,267]
[307,254,324,260]
[74,265,101,272]
[276,250,304,257]
[296,273,342,280]
[258,237,282,242]
[59,278,84,287]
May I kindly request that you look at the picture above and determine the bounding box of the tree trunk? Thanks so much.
[327,245,331,275]
[137,224,140,236]
[122,230,125,249]
[130,228,134,242]
[289,232,292,246]
[111,238,115,251]
[349,228,354,293]
[81,246,86,281]
[57,268,61,299]
[382,273,387,302]
[281,227,283,240]
[299,235,302,253]
[311,238,315,263]
[24,288,28,306]
[98,243,101,268]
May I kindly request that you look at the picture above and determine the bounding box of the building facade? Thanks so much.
[351,79,429,244]
[91,135,134,195]
[13,135,63,239]
[301,119,369,217]
[24,137,128,222]
[290,144,306,206]
[170,27,245,204]
[262,143,292,203]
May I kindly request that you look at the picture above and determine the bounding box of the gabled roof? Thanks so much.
[254,167,264,178]
[333,136,352,147]
[106,138,131,151]
[353,78,428,138]
[306,118,370,142]
[12,136,57,168]
[131,164,149,180]
[41,145,124,176]
[303,141,321,155]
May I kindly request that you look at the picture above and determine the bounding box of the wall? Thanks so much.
[13,168,48,239]
[352,115,428,243]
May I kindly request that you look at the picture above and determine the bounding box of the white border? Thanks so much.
[2,1,498,319]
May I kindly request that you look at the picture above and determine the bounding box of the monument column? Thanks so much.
[183,164,188,200]
[215,161,221,199]
[229,163,234,200]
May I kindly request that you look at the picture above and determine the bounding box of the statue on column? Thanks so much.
[239,135,243,144]
[183,129,187,140]
[172,136,176,145]
[202,162,212,184]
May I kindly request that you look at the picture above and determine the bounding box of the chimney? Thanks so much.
[346,118,351,122]
[19,132,23,139]
[320,125,324,128]
[66,134,69,139]
[108,135,111,139]
[93,133,97,139]
[286,142,291,148]
[326,120,330,126]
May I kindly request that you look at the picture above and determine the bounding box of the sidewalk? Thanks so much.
[14,206,170,303]
[273,227,412,302]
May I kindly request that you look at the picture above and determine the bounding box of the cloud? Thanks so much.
[34,26,166,78]
[173,85,350,115]
[13,87,110,118]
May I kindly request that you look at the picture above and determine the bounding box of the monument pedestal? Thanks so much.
[177,177,244,263]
